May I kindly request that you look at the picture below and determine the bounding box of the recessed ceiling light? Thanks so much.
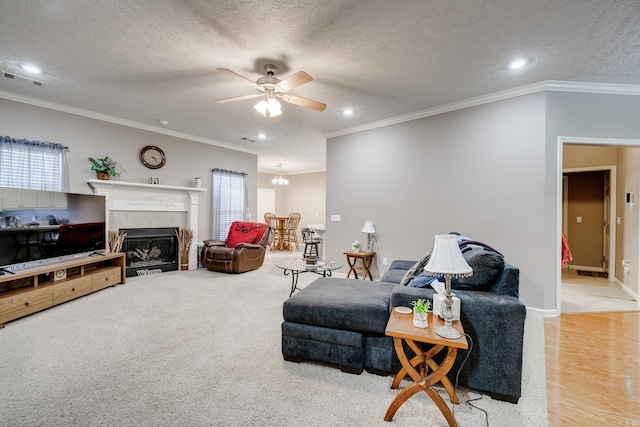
[18,63,41,74]
[158,119,169,126]
[343,108,354,116]
[257,133,266,140]
[508,59,528,70]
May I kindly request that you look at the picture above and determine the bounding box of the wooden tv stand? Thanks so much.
[0,252,126,328]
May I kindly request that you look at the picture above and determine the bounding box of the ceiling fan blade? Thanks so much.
[281,94,326,112]
[217,68,260,88]
[276,71,313,92]
[215,93,263,104]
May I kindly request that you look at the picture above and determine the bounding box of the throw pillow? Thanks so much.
[400,249,432,286]
[227,222,266,248]
[451,248,504,291]
[408,272,439,288]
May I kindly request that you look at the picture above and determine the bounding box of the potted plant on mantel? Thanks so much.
[89,156,120,180]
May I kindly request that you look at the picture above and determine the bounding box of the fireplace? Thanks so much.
[88,180,206,270]
[121,227,179,277]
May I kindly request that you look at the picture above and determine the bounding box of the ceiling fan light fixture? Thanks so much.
[254,98,282,118]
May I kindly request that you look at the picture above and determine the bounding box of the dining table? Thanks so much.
[274,216,289,251]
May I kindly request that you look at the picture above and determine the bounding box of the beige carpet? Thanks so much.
[0,252,547,426]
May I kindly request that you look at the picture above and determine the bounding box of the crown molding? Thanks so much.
[0,90,258,156]
[545,80,640,95]
[324,80,640,139]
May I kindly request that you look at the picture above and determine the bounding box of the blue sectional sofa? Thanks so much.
[282,238,527,403]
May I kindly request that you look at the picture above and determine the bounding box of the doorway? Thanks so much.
[556,137,640,314]
[560,167,629,313]
[563,169,609,274]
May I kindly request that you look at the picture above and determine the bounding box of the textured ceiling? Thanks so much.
[1,1,639,175]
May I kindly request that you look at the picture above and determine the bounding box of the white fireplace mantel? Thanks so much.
[88,179,206,269]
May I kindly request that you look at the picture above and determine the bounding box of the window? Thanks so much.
[0,136,69,191]
[211,169,247,240]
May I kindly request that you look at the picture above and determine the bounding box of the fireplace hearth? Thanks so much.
[120,227,179,277]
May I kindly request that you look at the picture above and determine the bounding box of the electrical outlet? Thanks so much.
[382,257,388,266]
[622,259,631,274]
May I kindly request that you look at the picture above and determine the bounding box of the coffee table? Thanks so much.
[384,309,468,426]
[276,259,342,297]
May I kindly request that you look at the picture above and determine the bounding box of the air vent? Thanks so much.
[2,70,43,86]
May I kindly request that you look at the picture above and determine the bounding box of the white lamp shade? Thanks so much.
[424,234,473,277]
[361,220,376,234]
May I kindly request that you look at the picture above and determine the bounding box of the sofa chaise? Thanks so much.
[282,236,527,403]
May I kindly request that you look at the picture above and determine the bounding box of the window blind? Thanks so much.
[0,136,69,191]
[211,168,247,240]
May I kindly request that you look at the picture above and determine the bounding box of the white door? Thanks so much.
[258,188,276,223]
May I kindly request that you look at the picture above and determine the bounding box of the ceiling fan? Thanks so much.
[215,64,326,118]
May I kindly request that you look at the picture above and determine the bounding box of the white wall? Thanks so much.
[257,172,326,219]
[327,93,547,305]
[0,98,258,243]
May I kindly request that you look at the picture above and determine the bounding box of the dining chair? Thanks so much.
[264,212,279,250]
[284,212,301,251]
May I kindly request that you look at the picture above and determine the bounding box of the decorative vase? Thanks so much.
[413,311,428,328]
[180,253,189,270]
[96,172,110,180]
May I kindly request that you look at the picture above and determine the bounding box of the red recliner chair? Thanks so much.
[201,221,272,273]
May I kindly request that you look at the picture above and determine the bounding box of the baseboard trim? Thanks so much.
[614,278,639,301]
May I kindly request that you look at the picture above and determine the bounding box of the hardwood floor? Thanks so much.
[545,311,640,426]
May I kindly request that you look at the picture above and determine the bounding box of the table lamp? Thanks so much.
[424,234,473,339]
[361,221,376,251]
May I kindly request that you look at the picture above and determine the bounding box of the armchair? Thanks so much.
[201,222,272,273]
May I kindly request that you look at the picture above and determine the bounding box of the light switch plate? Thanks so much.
[330,214,341,222]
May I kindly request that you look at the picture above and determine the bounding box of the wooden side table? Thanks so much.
[343,251,376,280]
[384,310,468,426]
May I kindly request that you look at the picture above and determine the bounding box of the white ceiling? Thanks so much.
[1,1,639,175]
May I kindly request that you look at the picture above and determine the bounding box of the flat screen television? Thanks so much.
[0,186,106,273]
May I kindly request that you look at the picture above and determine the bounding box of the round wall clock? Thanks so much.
[139,145,166,169]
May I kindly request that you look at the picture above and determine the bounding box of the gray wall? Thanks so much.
[546,92,640,306]
[0,98,258,243]
[327,93,547,306]
[326,90,640,310]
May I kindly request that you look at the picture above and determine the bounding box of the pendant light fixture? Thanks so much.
[271,163,289,186]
